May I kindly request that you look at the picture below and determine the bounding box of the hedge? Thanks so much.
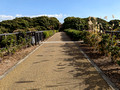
[43,30,58,38]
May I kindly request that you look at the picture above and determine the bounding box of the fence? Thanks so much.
[0,30,48,49]
[0,30,58,57]
[105,31,120,38]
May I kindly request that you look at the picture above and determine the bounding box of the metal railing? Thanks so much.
[0,30,50,48]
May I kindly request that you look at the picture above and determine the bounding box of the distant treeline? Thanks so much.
[0,16,120,34]
[62,17,120,31]
[0,16,60,33]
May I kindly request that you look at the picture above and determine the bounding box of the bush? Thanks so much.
[0,29,58,57]
[43,30,58,38]
[64,29,83,41]
[64,29,120,63]
[0,34,16,48]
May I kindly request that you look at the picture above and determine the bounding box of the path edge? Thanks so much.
[0,33,56,80]
[78,44,118,90]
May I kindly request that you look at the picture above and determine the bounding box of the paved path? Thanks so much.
[0,32,111,90]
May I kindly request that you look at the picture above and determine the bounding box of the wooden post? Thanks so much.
[41,32,44,41]
[35,32,37,45]
[38,32,41,44]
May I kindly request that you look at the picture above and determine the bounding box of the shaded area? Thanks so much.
[36,55,43,57]
[46,82,81,88]
[33,60,49,64]
[16,81,35,83]
[78,43,120,88]
[58,42,110,89]
[60,32,71,41]
[0,32,111,90]
[78,44,103,59]
[27,88,41,90]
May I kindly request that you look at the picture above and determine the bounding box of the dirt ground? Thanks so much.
[0,45,38,75]
[78,43,120,89]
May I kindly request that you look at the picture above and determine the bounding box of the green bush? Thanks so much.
[0,34,16,48]
[64,29,120,63]
[64,29,84,41]
[43,30,57,38]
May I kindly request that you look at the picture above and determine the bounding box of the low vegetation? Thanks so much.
[64,29,120,63]
[43,30,58,38]
[0,16,60,58]
[0,30,58,58]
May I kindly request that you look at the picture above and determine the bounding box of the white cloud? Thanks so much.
[16,14,23,17]
[0,15,14,21]
[0,14,68,22]
[29,14,68,23]
[29,14,67,19]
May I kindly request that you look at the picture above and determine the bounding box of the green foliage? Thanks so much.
[43,30,57,38]
[109,19,120,30]
[0,35,16,48]
[0,16,60,33]
[64,29,83,40]
[97,18,110,30]
[62,17,112,31]
[117,60,120,66]
[35,26,47,31]
[0,49,3,57]
[63,17,88,30]
[0,29,3,34]
[65,29,120,63]
[0,26,8,33]
[99,34,111,55]
[0,30,33,56]
[49,17,60,30]
[17,31,32,47]
[110,46,120,61]
[33,16,60,30]
[114,27,120,31]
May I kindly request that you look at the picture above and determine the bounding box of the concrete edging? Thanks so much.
[79,46,118,90]
[0,33,55,80]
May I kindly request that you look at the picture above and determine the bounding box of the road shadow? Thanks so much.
[57,41,110,89]
[77,44,104,60]
[60,32,71,41]
[27,88,40,90]
[33,60,49,64]
[15,80,35,83]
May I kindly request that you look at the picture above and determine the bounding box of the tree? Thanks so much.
[33,16,50,29]
[49,17,60,30]
[0,16,60,33]
[97,18,110,30]
[63,17,88,30]
[109,19,120,30]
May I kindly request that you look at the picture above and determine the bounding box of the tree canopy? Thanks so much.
[62,17,88,30]
[62,17,120,31]
[0,16,120,34]
[0,16,60,33]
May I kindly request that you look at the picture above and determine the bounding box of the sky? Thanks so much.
[0,0,120,23]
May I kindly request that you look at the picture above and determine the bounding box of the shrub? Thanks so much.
[64,29,83,41]
[0,34,16,48]
[64,29,120,63]
[43,30,57,38]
